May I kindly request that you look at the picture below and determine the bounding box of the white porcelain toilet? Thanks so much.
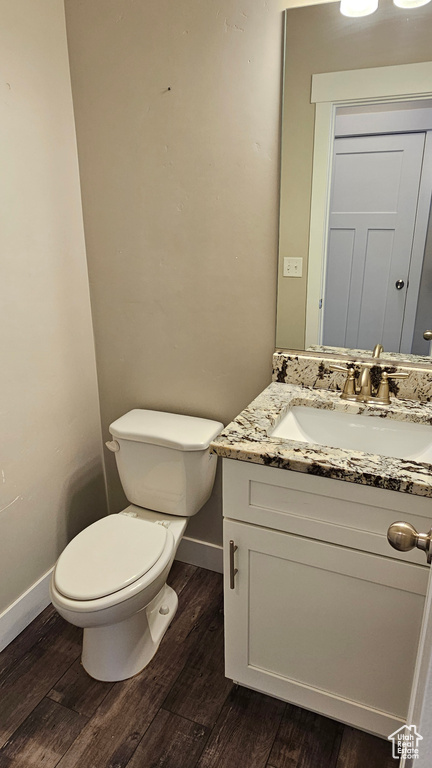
[50,409,223,682]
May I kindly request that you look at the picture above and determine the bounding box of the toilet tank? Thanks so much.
[108,410,224,517]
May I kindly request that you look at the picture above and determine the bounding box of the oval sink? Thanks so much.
[270,406,432,462]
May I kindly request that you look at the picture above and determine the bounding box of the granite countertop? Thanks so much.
[211,382,432,498]
[308,344,431,367]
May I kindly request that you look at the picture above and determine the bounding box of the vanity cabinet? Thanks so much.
[222,459,431,737]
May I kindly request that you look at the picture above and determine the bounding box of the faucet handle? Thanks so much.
[387,371,410,380]
[375,371,410,405]
[328,364,357,401]
[328,363,354,373]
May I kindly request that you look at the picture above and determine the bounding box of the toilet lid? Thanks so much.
[54,515,168,600]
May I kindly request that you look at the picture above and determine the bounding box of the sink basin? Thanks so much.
[270,406,432,462]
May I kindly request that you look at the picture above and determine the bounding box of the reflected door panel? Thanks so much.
[322,133,425,352]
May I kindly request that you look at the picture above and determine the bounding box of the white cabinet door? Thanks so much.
[224,518,428,738]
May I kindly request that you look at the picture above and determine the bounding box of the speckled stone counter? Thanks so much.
[211,381,432,498]
[308,344,430,366]
[273,350,432,402]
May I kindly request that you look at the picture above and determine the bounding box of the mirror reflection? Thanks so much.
[276,0,432,363]
[323,100,432,356]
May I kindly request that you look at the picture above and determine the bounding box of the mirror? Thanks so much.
[276,0,432,364]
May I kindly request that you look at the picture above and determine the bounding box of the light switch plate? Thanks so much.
[283,257,303,277]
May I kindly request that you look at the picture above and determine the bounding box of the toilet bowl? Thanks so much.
[50,410,223,682]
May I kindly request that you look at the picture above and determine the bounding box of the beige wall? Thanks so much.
[64,0,288,544]
[0,0,107,614]
[276,0,432,350]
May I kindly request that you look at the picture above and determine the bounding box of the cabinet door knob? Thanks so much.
[387,522,432,564]
[229,540,238,589]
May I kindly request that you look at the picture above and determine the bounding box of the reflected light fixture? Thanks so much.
[340,0,432,13]
[393,0,432,6]
[340,0,379,16]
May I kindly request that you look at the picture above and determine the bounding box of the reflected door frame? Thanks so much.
[305,61,432,349]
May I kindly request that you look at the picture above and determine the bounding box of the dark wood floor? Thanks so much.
[0,563,398,768]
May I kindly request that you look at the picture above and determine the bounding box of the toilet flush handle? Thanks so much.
[105,440,120,453]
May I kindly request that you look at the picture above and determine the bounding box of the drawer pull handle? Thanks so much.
[229,540,238,589]
[387,521,432,564]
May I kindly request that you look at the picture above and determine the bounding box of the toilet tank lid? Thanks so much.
[109,409,224,451]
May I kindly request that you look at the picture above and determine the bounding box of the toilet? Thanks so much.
[50,409,223,682]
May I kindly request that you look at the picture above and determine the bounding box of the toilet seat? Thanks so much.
[54,515,170,601]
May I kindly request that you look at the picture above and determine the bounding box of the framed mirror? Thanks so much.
[276,0,432,364]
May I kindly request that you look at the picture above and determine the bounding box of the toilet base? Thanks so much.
[81,583,178,681]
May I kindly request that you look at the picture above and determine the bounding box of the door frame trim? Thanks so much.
[305,61,432,349]
[400,131,432,353]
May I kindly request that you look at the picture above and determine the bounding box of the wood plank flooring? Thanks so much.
[0,563,398,768]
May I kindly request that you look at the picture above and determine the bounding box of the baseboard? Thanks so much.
[176,536,223,574]
[0,567,53,653]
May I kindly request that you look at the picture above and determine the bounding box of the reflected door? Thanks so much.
[322,133,426,352]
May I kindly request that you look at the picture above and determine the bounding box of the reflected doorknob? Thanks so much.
[387,522,432,564]
[423,330,432,341]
